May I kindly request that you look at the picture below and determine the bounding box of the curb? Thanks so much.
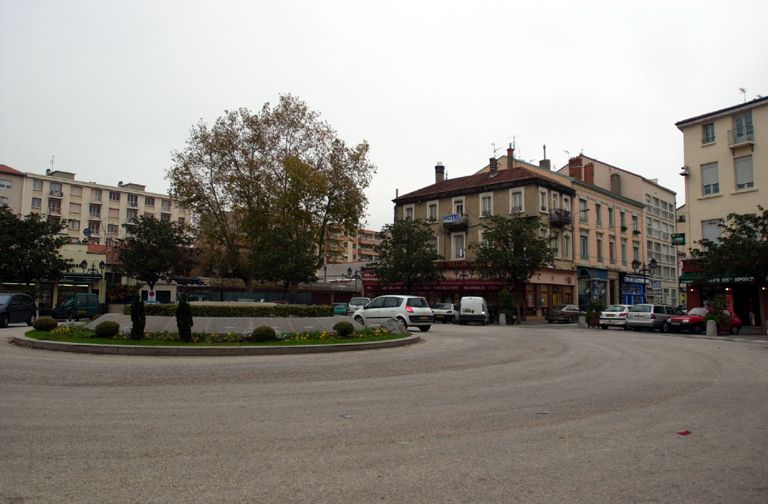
[11,333,421,356]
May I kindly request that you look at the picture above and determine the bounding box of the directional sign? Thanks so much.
[671,233,685,245]
[83,228,91,237]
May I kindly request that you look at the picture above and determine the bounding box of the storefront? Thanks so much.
[681,271,765,329]
[619,272,647,305]
[577,267,608,308]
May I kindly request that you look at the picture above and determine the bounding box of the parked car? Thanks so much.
[626,303,678,332]
[599,304,632,330]
[51,293,100,320]
[546,304,585,323]
[347,297,371,315]
[352,295,434,331]
[458,296,489,325]
[187,294,208,302]
[668,307,743,334]
[0,292,37,328]
[332,302,349,316]
[432,302,458,323]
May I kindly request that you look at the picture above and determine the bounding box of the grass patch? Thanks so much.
[25,327,407,346]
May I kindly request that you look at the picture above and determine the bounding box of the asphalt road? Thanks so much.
[1,323,767,503]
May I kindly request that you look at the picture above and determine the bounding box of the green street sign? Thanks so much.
[671,233,685,245]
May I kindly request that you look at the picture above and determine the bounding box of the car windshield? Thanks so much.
[349,298,368,305]
[688,307,708,316]
[629,305,652,312]
[407,297,429,308]
[604,305,626,312]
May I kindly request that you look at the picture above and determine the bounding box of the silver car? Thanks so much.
[626,304,678,332]
[352,295,434,332]
[599,304,631,330]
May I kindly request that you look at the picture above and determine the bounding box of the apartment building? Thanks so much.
[558,155,679,305]
[16,169,190,245]
[324,228,383,264]
[0,164,25,210]
[676,96,768,326]
[376,152,578,319]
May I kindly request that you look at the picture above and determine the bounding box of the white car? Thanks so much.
[599,304,631,330]
[352,295,434,332]
[347,297,371,315]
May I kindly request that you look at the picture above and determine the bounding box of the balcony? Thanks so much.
[49,190,63,198]
[549,208,572,227]
[442,213,468,231]
[728,128,754,153]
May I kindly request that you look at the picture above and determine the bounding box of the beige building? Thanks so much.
[0,164,25,210]
[675,95,768,324]
[324,228,383,264]
[558,155,678,305]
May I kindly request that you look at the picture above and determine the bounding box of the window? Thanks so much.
[632,241,639,261]
[32,179,43,191]
[701,162,719,195]
[608,207,615,227]
[453,198,464,215]
[733,111,753,143]
[702,219,722,243]
[126,208,138,221]
[734,156,754,190]
[0,196,7,207]
[609,238,616,264]
[480,193,492,217]
[0,179,11,189]
[88,221,100,236]
[595,203,602,225]
[510,190,523,213]
[109,191,120,202]
[539,189,548,213]
[563,196,571,212]
[161,199,172,212]
[427,201,438,222]
[107,224,119,235]
[579,199,588,222]
[562,233,572,259]
[67,219,80,231]
[178,217,186,226]
[145,197,155,207]
[70,186,82,197]
[702,122,715,144]
[69,203,81,214]
[596,233,603,262]
[31,197,42,209]
[108,208,120,218]
[127,194,138,207]
[48,199,61,215]
[89,203,101,218]
[453,233,466,259]
[551,192,560,210]
[580,232,589,259]
[49,182,62,196]
[404,205,414,220]
[550,231,560,257]
[620,210,626,229]
[91,188,102,202]
[621,239,627,265]
[632,214,639,232]
[160,213,171,222]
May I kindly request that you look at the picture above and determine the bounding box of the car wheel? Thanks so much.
[418,325,431,332]
[692,324,704,334]
[600,324,608,330]
[623,325,629,331]
[353,315,365,326]
[547,319,553,324]
[396,317,408,328]
[0,314,8,328]
[26,313,36,326]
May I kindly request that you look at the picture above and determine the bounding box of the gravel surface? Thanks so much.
[1,323,767,503]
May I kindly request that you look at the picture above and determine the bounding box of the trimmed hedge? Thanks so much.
[94,321,120,338]
[33,316,58,332]
[122,303,334,318]
[250,326,278,342]
[333,321,354,338]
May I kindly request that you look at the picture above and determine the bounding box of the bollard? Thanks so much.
[706,319,717,337]
[499,313,507,326]
[578,315,587,328]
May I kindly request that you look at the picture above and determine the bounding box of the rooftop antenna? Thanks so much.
[491,142,500,157]
[739,87,747,103]
[563,149,570,159]
[49,155,55,171]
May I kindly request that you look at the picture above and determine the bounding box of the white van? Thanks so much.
[458,296,489,325]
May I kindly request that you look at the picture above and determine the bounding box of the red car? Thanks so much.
[668,307,742,334]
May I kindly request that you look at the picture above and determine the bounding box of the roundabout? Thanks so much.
[1,323,767,503]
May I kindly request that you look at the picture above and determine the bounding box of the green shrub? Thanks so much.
[176,294,194,342]
[130,297,146,340]
[94,321,120,338]
[333,321,355,338]
[33,316,58,332]
[122,303,334,318]
[250,326,277,342]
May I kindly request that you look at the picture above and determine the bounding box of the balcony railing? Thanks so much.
[728,128,754,148]
[442,213,468,231]
[549,208,572,227]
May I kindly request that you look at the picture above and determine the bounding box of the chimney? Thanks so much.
[539,144,551,170]
[489,157,498,173]
[118,181,123,187]
[435,162,445,183]
[568,157,583,180]
[610,173,621,195]
[506,144,514,170]
[45,168,51,175]
[584,163,595,184]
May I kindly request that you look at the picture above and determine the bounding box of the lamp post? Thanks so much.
[346,267,360,295]
[80,260,105,294]
[631,257,657,303]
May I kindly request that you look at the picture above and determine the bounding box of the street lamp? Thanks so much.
[631,257,657,303]
[346,267,360,295]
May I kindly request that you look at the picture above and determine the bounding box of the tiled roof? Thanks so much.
[394,165,557,202]
[0,164,23,175]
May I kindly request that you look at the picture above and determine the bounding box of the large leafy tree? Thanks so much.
[471,215,554,321]
[690,206,768,334]
[167,94,375,291]
[117,215,194,291]
[0,208,71,284]
[374,219,441,292]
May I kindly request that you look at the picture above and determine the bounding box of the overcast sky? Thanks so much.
[2,0,767,230]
